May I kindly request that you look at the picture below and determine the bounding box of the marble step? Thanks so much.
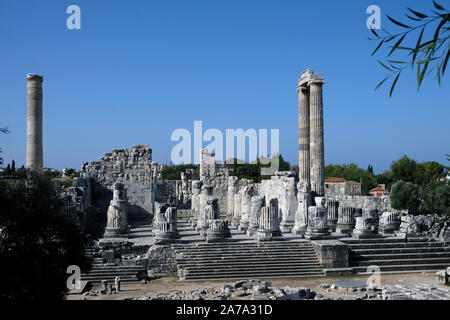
[349,246,450,255]
[350,252,450,261]
[182,270,325,280]
[352,263,449,274]
[344,242,444,249]
[350,256,450,267]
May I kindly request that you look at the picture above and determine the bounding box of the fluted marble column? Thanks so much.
[297,85,310,184]
[26,74,44,169]
[309,78,325,197]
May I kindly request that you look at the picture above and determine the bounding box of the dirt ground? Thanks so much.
[66,271,446,300]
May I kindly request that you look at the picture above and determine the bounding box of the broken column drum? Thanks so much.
[256,198,282,241]
[353,216,377,237]
[336,206,355,234]
[154,206,180,243]
[379,211,401,234]
[362,208,379,232]
[206,219,231,243]
[200,196,219,236]
[305,196,330,239]
[326,199,339,232]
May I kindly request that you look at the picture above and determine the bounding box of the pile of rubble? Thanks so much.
[120,279,319,300]
[382,284,450,300]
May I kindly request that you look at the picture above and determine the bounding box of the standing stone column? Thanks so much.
[238,183,254,231]
[293,182,311,235]
[26,74,44,169]
[297,83,310,185]
[232,188,242,228]
[309,77,325,197]
[197,185,212,231]
[190,180,203,227]
[247,196,265,236]
[227,176,238,221]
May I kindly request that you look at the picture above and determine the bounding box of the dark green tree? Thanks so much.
[0,169,90,301]
[390,155,417,183]
[390,180,421,213]
[11,160,15,173]
[370,0,450,96]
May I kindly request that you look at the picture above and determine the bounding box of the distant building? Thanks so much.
[369,184,389,197]
[325,177,362,196]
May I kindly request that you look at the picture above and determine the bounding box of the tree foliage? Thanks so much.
[161,164,199,180]
[0,169,90,301]
[390,180,422,213]
[370,0,450,96]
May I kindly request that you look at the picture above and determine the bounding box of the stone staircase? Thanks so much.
[173,241,324,280]
[80,248,146,284]
[340,237,450,274]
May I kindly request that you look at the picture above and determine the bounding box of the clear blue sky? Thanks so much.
[1,0,449,173]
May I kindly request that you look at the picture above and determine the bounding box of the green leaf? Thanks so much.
[390,72,401,97]
[375,76,390,91]
[433,0,445,11]
[442,47,450,74]
[417,57,439,64]
[432,19,446,53]
[387,15,411,28]
[378,59,392,71]
[418,62,429,89]
[412,27,425,66]
[437,63,441,85]
[387,60,409,64]
[408,8,428,19]
[372,40,384,56]
[405,14,421,21]
[388,34,407,56]
[370,27,379,39]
